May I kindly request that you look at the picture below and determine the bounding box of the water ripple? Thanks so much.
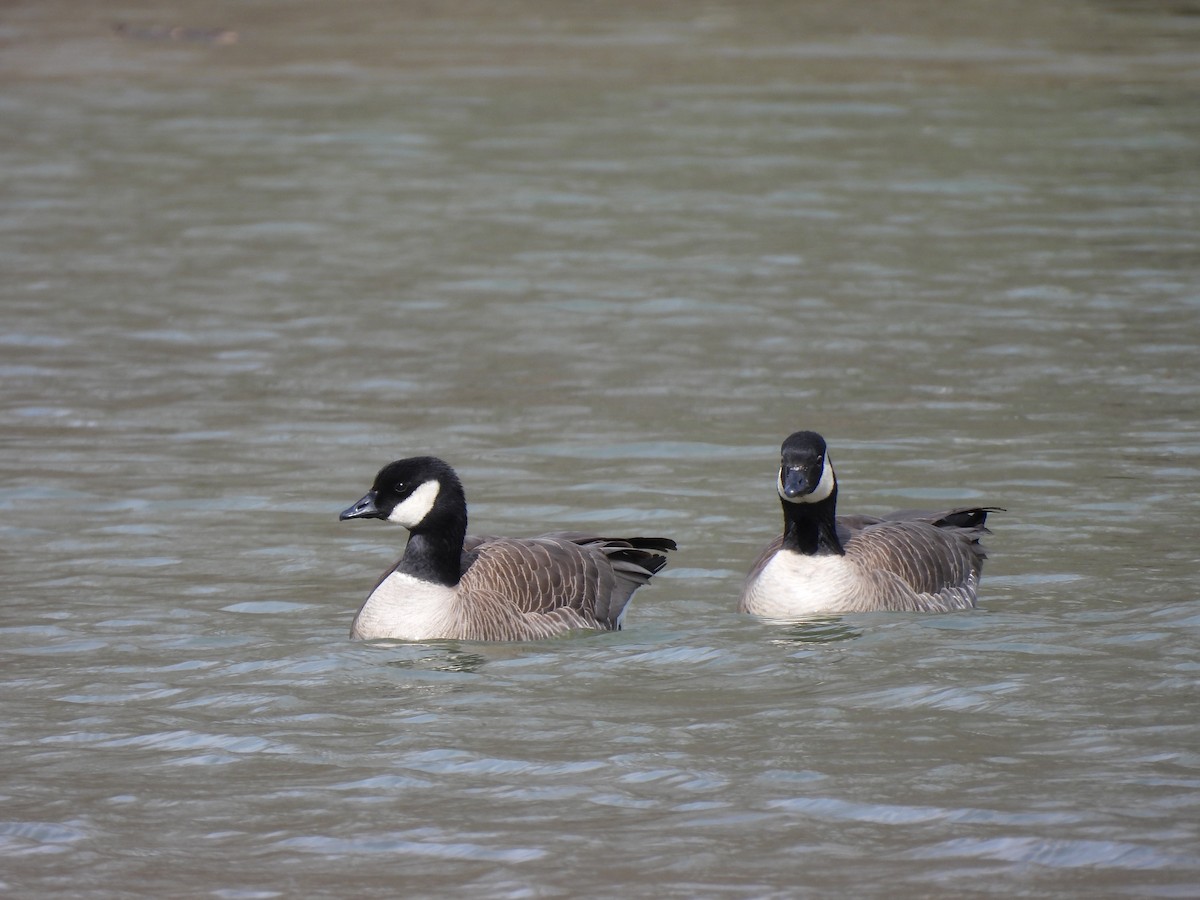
[275,831,547,863]
[903,836,1197,870]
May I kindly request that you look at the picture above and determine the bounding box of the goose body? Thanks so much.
[738,432,997,617]
[340,456,675,641]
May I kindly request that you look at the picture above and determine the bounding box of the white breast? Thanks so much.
[739,551,859,618]
[349,571,459,641]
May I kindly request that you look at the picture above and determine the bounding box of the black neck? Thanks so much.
[780,489,844,556]
[397,501,467,587]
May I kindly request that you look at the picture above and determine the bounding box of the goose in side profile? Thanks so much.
[339,456,676,641]
[738,431,999,617]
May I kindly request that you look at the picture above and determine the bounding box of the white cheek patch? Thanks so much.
[808,459,836,502]
[778,456,836,504]
[387,479,441,528]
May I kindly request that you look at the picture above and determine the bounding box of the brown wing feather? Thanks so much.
[461,539,605,615]
[845,516,987,611]
[453,533,673,639]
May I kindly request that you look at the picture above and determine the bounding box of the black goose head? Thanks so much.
[339,456,465,532]
[777,431,837,505]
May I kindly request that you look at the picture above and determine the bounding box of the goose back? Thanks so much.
[456,533,671,639]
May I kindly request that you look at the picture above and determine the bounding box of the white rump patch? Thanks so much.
[387,479,441,529]
[778,455,836,504]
